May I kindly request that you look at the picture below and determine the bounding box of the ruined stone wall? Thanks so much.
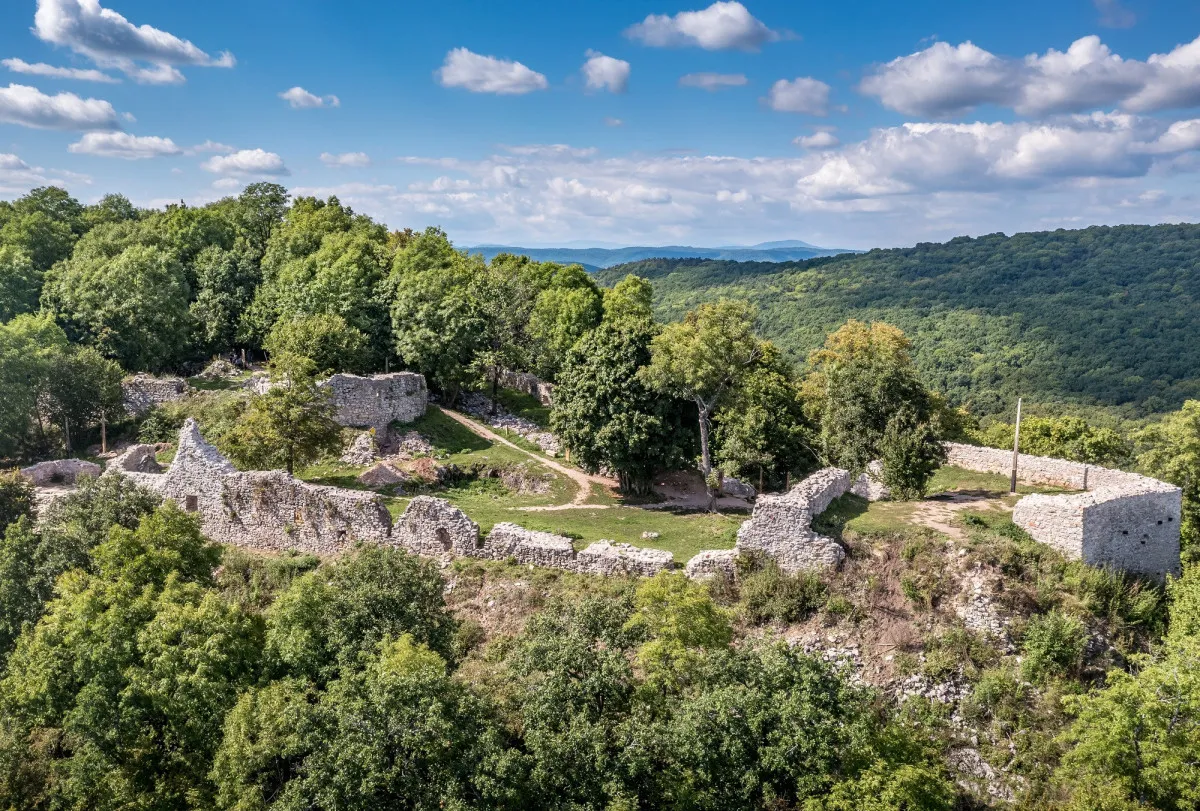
[947,442,1181,578]
[320,373,427,433]
[20,459,101,486]
[499,370,555,406]
[734,468,851,572]
[122,374,188,417]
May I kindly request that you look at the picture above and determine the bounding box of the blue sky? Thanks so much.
[1,0,1200,248]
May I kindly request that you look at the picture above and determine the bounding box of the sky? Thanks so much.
[1,0,1200,249]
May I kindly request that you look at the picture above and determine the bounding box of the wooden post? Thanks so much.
[101,415,107,455]
[241,348,247,368]
[385,357,390,373]
[785,471,791,492]
[1009,397,1023,494]
[1083,465,1089,491]
[759,466,764,494]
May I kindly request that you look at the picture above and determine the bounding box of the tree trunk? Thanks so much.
[696,401,716,510]
[490,369,500,415]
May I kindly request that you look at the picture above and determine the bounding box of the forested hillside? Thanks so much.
[598,224,1200,419]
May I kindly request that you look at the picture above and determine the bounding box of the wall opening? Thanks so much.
[435,527,452,552]
[185,495,198,512]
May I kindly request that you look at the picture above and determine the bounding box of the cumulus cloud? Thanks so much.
[68,131,181,158]
[33,0,234,83]
[201,148,289,176]
[625,1,780,51]
[2,57,117,83]
[679,72,748,90]
[861,35,1200,117]
[279,86,340,109]
[320,151,370,167]
[0,83,118,129]
[766,77,830,114]
[795,130,839,149]
[436,48,548,95]
[582,50,630,93]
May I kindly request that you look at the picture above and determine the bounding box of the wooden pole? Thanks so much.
[785,471,791,492]
[1009,397,1023,494]
[101,415,107,455]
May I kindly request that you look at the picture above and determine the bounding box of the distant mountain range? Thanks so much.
[466,240,855,270]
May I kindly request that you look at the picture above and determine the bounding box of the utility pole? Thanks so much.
[1009,397,1023,494]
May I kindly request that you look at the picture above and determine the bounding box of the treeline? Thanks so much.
[597,223,1200,418]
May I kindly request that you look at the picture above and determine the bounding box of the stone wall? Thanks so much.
[946,442,1181,578]
[320,373,427,433]
[499,370,555,406]
[122,374,188,417]
[108,419,392,556]
[20,459,101,486]
[734,468,852,572]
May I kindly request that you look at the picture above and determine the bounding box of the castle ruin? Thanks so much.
[320,372,427,434]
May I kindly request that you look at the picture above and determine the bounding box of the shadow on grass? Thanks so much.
[404,410,491,454]
[812,493,869,539]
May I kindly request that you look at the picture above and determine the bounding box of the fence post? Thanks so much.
[1009,397,1023,495]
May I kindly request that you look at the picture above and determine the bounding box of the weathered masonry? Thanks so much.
[320,372,427,433]
[110,420,392,555]
[945,443,1181,579]
[122,374,188,417]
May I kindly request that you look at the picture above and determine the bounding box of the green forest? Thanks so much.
[597,224,1200,419]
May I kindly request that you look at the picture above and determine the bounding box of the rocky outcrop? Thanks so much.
[340,432,380,466]
[122,374,188,417]
[720,476,757,499]
[945,442,1181,578]
[108,444,163,474]
[20,459,102,486]
[734,468,851,572]
[320,373,427,433]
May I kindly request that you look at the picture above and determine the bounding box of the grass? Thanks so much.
[494,387,551,428]
[928,465,1075,498]
[815,493,921,538]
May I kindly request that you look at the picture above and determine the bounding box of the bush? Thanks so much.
[1021,611,1087,683]
[0,469,34,531]
[739,559,828,624]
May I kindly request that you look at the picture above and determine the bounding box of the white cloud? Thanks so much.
[582,50,630,93]
[279,86,340,109]
[1094,0,1135,28]
[2,57,117,83]
[188,140,235,155]
[201,148,289,176]
[320,151,370,167]
[212,177,241,191]
[0,83,118,130]
[605,117,624,127]
[504,144,598,158]
[33,0,234,83]
[861,35,1200,117]
[625,1,780,51]
[68,131,181,159]
[795,131,839,149]
[436,48,548,95]
[679,72,748,91]
[0,153,49,192]
[766,77,830,114]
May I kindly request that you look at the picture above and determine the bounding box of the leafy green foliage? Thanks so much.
[0,469,34,531]
[1021,610,1088,683]
[626,572,733,690]
[1137,400,1200,564]
[736,558,828,624]
[264,312,370,375]
[979,415,1133,467]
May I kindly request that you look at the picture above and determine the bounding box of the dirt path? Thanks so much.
[909,491,1008,539]
[435,406,617,508]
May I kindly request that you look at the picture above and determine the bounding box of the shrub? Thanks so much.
[0,469,35,531]
[1021,611,1087,683]
[738,560,828,624]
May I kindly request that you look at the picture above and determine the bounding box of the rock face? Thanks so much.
[108,444,164,474]
[851,461,890,501]
[122,374,188,417]
[320,373,427,433]
[720,476,757,499]
[20,459,102,486]
[109,419,392,556]
[946,442,1181,578]
[735,468,851,572]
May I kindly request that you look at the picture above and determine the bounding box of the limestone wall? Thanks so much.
[20,459,101,486]
[320,373,427,433]
[499,370,555,406]
[122,374,188,417]
[947,442,1181,578]
[734,468,851,572]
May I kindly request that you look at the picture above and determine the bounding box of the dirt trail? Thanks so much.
[435,406,616,508]
[909,491,1008,539]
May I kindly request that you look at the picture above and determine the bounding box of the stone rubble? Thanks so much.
[498,370,555,406]
[122,374,188,417]
[340,432,380,466]
[458,392,561,456]
[720,475,757,499]
[196,358,240,380]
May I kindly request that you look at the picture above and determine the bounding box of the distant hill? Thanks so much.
[466,242,853,270]
[596,223,1200,419]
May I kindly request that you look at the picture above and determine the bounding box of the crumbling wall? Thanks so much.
[484,522,576,568]
[735,468,851,572]
[109,444,163,474]
[392,495,481,557]
[684,549,740,580]
[947,442,1181,578]
[851,461,890,501]
[122,374,188,417]
[576,541,674,576]
[320,373,427,433]
[499,370,555,406]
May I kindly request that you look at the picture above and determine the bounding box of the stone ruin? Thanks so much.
[109,419,392,556]
[499,369,555,406]
[320,372,427,434]
[944,443,1181,579]
[20,458,102,486]
[122,374,188,417]
[734,468,855,573]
